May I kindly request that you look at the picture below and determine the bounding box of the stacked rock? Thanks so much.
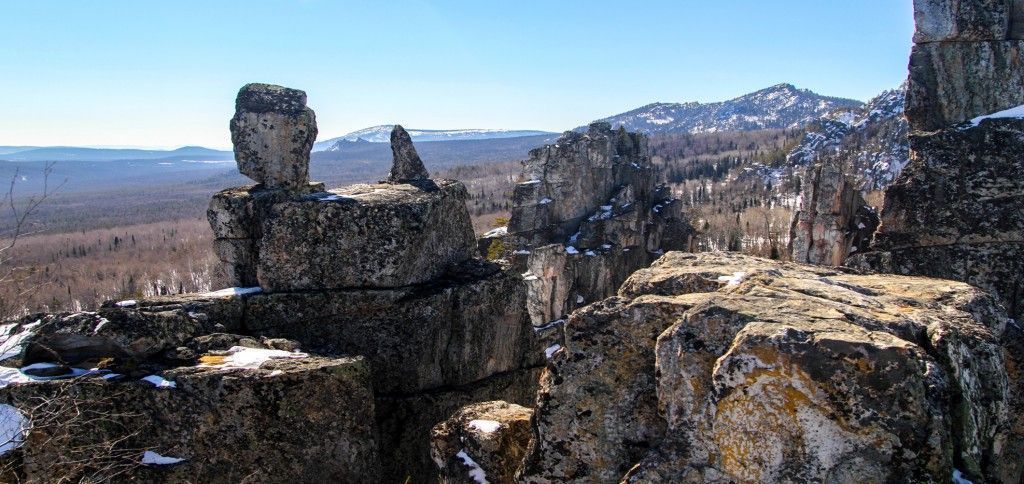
[850,0,1024,318]
[209,83,324,286]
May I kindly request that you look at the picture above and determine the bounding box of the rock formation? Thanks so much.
[788,158,878,266]
[387,124,431,182]
[851,0,1024,318]
[483,122,694,326]
[441,252,1024,483]
[0,83,548,483]
[430,401,533,484]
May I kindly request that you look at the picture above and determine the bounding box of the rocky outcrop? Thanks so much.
[430,401,534,484]
[788,158,878,266]
[452,252,1024,483]
[0,83,548,483]
[488,123,693,326]
[387,124,431,183]
[230,83,317,190]
[853,1,1024,318]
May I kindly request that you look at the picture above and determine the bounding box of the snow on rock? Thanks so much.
[467,419,502,434]
[203,286,263,297]
[0,404,29,456]
[716,271,747,286]
[970,104,1024,125]
[455,450,489,484]
[141,450,186,465]
[564,246,579,255]
[482,226,508,238]
[544,344,563,359]
[0,321,41,362]
[141,375,177,389]
[115,300,137,307]
[198,346,308,370]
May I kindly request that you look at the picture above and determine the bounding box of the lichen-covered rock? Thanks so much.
[229,83,317,190]
[912,0,1011,42]
[387,124,430,183]
[431,400,533,484]
[906,40,1024,131]
[0,356,380,483]
[514,252,1023,483]
[246,260,545,394]
[788,158,878,266]
[257,179,477,291]
[851,117,1024,318]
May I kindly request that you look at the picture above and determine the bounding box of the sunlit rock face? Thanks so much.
[455,252,1023,483]
[230,83,317,190]
[851,0,1024,319]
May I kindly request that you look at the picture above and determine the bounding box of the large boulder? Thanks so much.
[257,179,477,291]
[229,83,317,190]
[503,252,1023,483]
[0,355,379,483]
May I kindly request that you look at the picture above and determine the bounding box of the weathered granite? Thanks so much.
[913,0,1012,42]
[257,179,477,291]
[906,39,1024,131]
[431,401,534,484]
[229,83,317,189]
[506,252,1023,483]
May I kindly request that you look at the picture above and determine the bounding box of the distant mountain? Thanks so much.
[787,83,909,190]
[588,84,864,135]
[313,126,554,151]
[0,146,40,155]
[1,145,231,162]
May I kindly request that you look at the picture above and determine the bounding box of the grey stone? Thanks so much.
[788,159,878,266]
[387,125,430,183]
[431,401,534,484]
[913,0,1011,42]
[229,83,317,189]
[906,40,1024,131]
[257,179,477,291]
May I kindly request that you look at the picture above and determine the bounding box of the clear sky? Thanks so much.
[0,1,915,149]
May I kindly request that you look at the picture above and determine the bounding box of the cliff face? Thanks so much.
[849,0,1024,319]
[484,122,694,327]
[0,84,548,483]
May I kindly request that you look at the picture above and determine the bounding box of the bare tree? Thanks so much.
[0,162,65,318]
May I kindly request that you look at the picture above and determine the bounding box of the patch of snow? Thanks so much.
[467,419,502,434]
[519,180,541,186]
[0,404,29,456]
[199,346,308,370]
[953,469,973,484]
[970,104,1024,125]
[717,271,747,286]
[317,194,354,202]
[116,300,137,308]
[513,249,531,255]
[0,321,41,362]
[521,271,538,282]
[600,244,611,249]
[455,450,489,484]
[266,370,284,378]
[101,373,123,380]
[141,450,185,465]
[141,375,177,389]
[584,250,597,257]
[533,319,565,333]
[92,317,110,335]
[482,226,508,238]
[600,205,613,211]
[565,246,579,255]
[544,344,563,359]
[576,295,584,304]
[538,197,553,204]
[203,287,262,297]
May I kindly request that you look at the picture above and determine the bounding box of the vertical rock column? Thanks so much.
[850,0,1024,323]
[208,83,321,287]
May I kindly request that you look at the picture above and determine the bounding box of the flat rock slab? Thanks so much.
[258,179,477,291]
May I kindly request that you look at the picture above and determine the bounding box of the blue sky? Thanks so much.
[0,1,914,148]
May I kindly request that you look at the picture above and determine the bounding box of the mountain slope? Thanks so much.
[1,145,231,162]
[313,126,553,151]
[786,83,908,190]
[590,84,864,135]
